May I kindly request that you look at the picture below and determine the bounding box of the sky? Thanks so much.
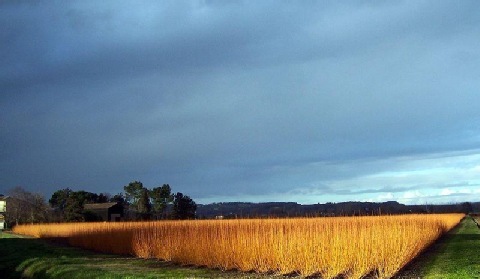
[1,1,480,205]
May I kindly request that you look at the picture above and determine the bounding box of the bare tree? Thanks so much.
[7,186,49,226]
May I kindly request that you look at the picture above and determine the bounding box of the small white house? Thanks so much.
[0,197,6,230]
[0,199,6,213]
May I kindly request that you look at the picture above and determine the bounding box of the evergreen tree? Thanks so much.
[150,184,173,219]
[172,192,197,220]
[64,197,84,222]
[137,188,152,220]
[49,188,100,222]
[123,181,145,210]
[49,188,73,212]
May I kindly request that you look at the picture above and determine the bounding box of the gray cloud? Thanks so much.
[1,1,480,203]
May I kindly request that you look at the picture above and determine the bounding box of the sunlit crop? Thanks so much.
[14,214,463,278]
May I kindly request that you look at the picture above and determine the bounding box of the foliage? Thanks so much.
[110,193,127,205]
[64,197,85,222]
[122,182,197,220]
[49,188,73,211]
[47,181,196,221]
[49,189,109,222]
[459,202,473,214]
[71,190,103,205]
[150,184,173,219]
[123,181,145,209]
[136,188,152,220]
[97,193,109,203]
[123,181,154,220]
[172,192,197,220]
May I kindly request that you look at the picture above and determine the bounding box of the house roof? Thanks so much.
[84,202,119,210]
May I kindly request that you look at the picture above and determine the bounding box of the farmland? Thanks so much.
[0,232,260,279]
[13,214,463,279]
[394,215,480,278]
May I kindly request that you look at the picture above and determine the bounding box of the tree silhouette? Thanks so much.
[137,188,152,220]
[172,192,197,220]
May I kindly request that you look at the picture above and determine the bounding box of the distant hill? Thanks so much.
[196,201,479,219]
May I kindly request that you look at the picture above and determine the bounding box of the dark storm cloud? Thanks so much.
[1,1,480,203]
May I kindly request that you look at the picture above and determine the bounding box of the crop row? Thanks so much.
[13,214,464,278]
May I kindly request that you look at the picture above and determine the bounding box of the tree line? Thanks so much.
[2,181,197,226]
[1,187,49,227]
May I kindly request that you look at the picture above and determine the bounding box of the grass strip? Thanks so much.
[0,235,274,279]
[396,217,480,279]
[0,231,26,239]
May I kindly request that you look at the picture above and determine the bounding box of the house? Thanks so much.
[0,196,6,213]
[0,196,6,230]
[83,202,124,221]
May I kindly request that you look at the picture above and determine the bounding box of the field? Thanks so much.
[0,232,260,279]
[13,214,464,279]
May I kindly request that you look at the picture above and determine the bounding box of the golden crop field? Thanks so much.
[14,214,463,279]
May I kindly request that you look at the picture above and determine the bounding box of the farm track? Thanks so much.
[394,217,480,279]
[472,215,480,228]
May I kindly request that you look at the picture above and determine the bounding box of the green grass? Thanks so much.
[396,217,480,279]
[0,231,26,239]
[0,233,275,279]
